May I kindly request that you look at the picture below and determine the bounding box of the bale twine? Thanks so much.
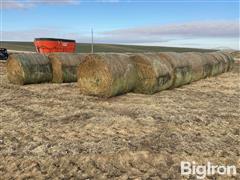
[181,52,205,82]
[7,53,52,85]
[77,53,138,97]
[158,52,192,88]
[130,53,174,94]
[48,53,87,83]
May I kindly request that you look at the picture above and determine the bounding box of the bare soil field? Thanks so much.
[0,61,239,179]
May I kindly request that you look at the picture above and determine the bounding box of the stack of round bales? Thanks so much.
[129,53,174,94]
[7,53,52,85]
[157,52,192,88]
[77,53,138,97]
[48,53,87,83]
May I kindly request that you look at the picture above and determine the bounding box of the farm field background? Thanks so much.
[1,41,216,53]
[0,51,239,178]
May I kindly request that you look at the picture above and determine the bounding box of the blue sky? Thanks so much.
[1,0,239,49]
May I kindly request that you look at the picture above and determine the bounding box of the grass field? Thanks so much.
[1,41,216,53]
[0,58,239,179]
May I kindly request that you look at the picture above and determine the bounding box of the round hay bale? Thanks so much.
[220,52,235,71]
[77,53,138,97]
[7,53,52,85]
[130,53,174,94]
[48,53,87,83]
[205,52,233,76]
[209,52,226,74]
[218,52,231,72]
[181,52,205,82]
[158,52,192,88]
[203,53,221,76]
[197,53,213,78]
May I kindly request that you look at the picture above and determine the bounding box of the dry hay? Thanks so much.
[6,51,235,98]
[48,53,87,83]
[200,53,216,78]
[0,60,7,75]
[206,52,235,76]
[203,53,223,77]
[7,53,52,85]
[215,52,230,73]
[209,52,227,74]
[220,51,235,71]
[77,53,138,97]
[180,52,205,82]
[130,53,174,94]
[77,52,234,97]
[158,52,192,88]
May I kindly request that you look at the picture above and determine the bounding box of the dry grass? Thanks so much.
[0,61,239,179]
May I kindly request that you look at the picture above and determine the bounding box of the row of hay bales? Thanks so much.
[78,52,234,97]
[7,52,234,97]
[7,53,86,85]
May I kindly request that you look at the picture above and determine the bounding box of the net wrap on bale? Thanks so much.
[130,53,174,94]
[216,51,234,72]
[7,53,52,85]
[48,53,87,83]
[77,53,138,97]
[180,52,205,82]
[198,53,214,78]
[226,52,235,71]
[203,53,223,76]
[158,52,192,88]
[209,52,226,75]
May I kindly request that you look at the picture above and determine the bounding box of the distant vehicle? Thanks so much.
[0,48,8,60]
[34,38,76,54]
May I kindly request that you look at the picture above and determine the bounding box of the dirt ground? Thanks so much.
[0,60,239,179]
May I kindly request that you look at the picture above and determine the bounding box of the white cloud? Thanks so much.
[97,20,239,49]
[1,28,87,41]
[32,0,79,5]
[0,0,79,9]
[102,20,239,38]
[1,1,33,9]
[130,37,239,50]
[1,20,239,50]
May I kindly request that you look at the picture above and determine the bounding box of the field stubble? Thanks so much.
[0,61,239,179]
